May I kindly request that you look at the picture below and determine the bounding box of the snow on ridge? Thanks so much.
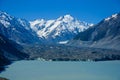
[105,17,111,21]
[89,24,94,27]
[63,14,74,23]
[29,14,93,42]
[56,14,74,23]
[0,11,14,28]
[112,14,118,18]
[18,19,26,26]
[0,11,13,20]
[30,19,45,27]
[45,20,55,27]
[37,20,61,38]
[29,19,45,31]
[0,20,10,28]
[105,13,118,21]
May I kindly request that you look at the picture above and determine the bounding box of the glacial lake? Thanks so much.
[0,60,120,80]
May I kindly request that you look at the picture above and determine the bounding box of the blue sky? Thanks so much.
[0,0,120,23]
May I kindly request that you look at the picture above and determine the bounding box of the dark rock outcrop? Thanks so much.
[0,34,29,72]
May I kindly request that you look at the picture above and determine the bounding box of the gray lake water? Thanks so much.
[0,60,120,80]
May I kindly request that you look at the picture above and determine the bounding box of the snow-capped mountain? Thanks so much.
[0,11,93,44]
[0,11,39,44]
[30,15,93,43]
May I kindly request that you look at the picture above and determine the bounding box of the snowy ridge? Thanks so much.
[0,11,13,28]
[105,13,118,21]
[30,14,92,43]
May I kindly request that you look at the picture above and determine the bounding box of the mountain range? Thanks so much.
[0,11,92,44]
[0,11,120,69]
[30,15,92,44]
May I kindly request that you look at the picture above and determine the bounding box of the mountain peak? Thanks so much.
[63,14,74,20]
[63,14,74,22]
[30,19,45,28]
[57,14,74,22]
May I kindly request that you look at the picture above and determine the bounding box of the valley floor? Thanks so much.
[22,44,120,61]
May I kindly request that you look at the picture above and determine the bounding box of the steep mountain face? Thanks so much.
[0,49,11,67]
[69,13,120,50]
[30,15,92,44]
[0,34,29,61]
[0,33,29,72]
[0,50,11,72]
[0,11,39,44]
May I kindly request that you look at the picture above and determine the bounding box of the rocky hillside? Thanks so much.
[0,34,29,60]
[68,13,120,50]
